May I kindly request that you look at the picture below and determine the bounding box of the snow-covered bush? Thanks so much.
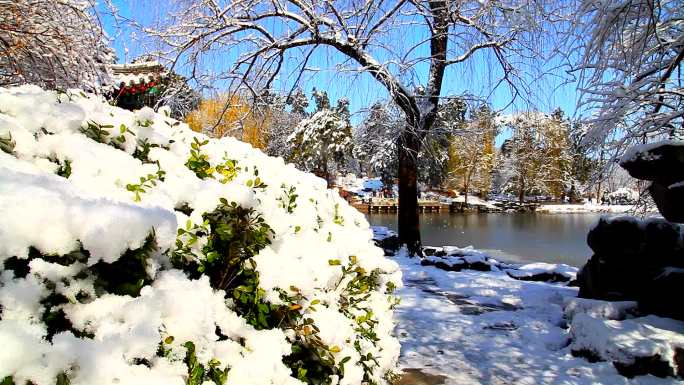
[0,85,401,385]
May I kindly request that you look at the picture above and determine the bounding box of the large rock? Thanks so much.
[643,219,684,263]
[577,253,648,301]
[620,140,684,223]
[578,216,684,318]
[649,181,684,223]
[372,226,401,255]
[639,268,684,321]
[620,141,684,185]
[587,216,645,258]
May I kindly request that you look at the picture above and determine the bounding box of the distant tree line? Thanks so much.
[186,89,604,203]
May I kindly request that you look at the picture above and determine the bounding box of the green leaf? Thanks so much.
[296,368,307,381]
[56,373,70,385]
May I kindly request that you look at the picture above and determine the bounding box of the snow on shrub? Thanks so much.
[0,85,402,385]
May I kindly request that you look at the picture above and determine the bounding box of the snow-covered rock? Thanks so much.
[506,262,578,283]
[417,244,579,284]
[619,140,684,223]
[421,246,500,272]
[564,298,638,321]
[569,313,684,378]
[578,215,684,320]
[0,85,401,385]
[371,226,400,255]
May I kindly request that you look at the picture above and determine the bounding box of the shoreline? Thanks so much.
[352,201,638,215]
[377,229,684,384]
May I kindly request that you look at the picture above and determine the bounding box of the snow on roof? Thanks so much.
[110,61,167,86]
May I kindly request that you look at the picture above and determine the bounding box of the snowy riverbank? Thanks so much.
[372,227,684,384]
[536,203,635,214]
[394,252,684,385]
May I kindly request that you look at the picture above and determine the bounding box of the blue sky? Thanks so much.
[101,0,583,143]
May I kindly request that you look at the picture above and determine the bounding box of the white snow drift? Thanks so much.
[0,85,401,385]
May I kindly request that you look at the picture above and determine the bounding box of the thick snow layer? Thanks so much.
[620,140,684,165]
[564,298,638,321]
[0,85,401,385]
[372,226,397,241]
[394,250,684,384]
[451,194,498,209]
[0,168,177,264]
[569,314,684,373]
[506,262,578,280]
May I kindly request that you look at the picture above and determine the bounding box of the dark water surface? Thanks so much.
[366,213,605,267]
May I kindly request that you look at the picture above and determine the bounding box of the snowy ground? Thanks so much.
[536,204,635,214]
[393,251,684,385]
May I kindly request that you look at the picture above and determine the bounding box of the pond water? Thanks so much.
[366,213,607,267]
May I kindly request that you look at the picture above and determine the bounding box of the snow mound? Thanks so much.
[372,226,397,242]
[564,298,638,321]
[0,85,401,385]
[506,262,578,282]
[569,313,684,378]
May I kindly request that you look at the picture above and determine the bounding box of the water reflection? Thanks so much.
[366,213,604,267]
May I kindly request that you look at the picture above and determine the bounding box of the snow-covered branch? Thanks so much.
[0,0,115,90]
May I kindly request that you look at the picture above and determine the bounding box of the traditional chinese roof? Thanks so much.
[110,61,167,86]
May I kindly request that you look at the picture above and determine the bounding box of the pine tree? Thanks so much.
[354,101,399,187]
[422,98,467,189]
[288,92,353,184]
[497,112,549,202]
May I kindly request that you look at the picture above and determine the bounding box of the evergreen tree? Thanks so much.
[496,110,575,202]
[497,112,550,202]
[354,101,399,187]
[288,92,353,184]
[420,98,467,189]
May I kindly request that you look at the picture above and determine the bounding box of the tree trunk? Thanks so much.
[397,130,422,256]
[463,178,469,208]
[518,176,525,204]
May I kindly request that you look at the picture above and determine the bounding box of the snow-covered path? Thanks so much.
[393,254,683,385]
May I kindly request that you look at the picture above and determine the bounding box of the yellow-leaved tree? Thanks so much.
[446,105,497,206]
[543,109,572,200]
[186,93,270,150]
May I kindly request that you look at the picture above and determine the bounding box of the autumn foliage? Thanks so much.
[186,94,270,150]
